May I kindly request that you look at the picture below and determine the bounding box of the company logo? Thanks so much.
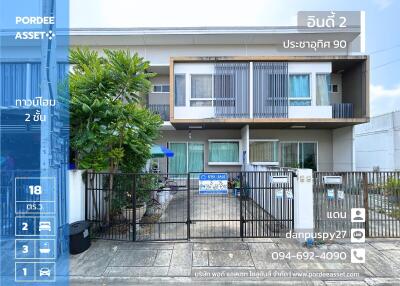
[14,16,56,40]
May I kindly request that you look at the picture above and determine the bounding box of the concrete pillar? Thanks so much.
[293,169,314,242]
[68,170,86,223]
[241,125,250,167]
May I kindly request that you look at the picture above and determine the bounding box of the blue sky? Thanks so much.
[70,0,400,116]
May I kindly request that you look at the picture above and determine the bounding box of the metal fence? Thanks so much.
[314,172,400,238]
[147,104,170,121]
[332,103,354,118]
[85,170,295,241]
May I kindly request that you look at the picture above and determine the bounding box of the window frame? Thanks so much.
[152,84,170,93]
[208,139,242,166]
[288,73,312,106]
[279,141,318,170]
[190,73,214,107]
[249,139,280,165]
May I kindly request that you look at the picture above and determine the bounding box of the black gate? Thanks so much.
[314,171,400,238]
[85,170,294,241]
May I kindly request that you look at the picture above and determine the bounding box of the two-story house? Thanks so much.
[71,26,369,173]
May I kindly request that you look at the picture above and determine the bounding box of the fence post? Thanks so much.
[362,172,369,237]
[187,173,191,240]
[240,172,244,239]
[132,174,136,242]
[293,169,314,243]
[84,171,88,221]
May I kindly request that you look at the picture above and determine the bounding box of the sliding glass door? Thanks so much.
[188,143,204,172]
[168,142,204,174]
[168,143,187,174]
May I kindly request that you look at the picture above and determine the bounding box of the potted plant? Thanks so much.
[120,174,155,223]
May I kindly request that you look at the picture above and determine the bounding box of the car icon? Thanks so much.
[39,267,51,277]
[38,221,51,232]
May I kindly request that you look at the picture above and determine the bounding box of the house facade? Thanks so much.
[355,111,400,171]
[71,26,369,173]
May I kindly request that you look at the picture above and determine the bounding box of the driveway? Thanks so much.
[69,238,400,285]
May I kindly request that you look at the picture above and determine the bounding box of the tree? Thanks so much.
[69,48,162,222]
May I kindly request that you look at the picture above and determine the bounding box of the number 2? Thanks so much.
[22,222,28,231]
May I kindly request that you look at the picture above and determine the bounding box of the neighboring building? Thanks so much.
[71,26,369,172]
[355,111,400,171]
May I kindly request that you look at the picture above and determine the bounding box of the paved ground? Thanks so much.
[69,238,400,285]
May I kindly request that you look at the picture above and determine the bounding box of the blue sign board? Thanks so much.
[199,173,228,195]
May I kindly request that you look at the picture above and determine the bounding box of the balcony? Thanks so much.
[332,103,354,118]
[148,104,170,121]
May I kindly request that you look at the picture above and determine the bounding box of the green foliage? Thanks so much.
[106,174,158,212]
[69,48,162,172]
[136,174,159,204]
[385,177,400,196]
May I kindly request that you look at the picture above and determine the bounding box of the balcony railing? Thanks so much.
[148,104,170,121]
[332,103,354,118]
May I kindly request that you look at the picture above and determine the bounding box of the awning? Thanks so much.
[150,145,174,158]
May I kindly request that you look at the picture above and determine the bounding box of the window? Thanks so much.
[316,74,331,106]
[289,74,311,106]
[329,84,338,93]
[153,84,170,93]
[1,62,68,107]
[209,140,240,164]
[174,75,186,107]
[299,142,317,170]
[250,140,279,164]
[280,142,317,170]
[191,74,212,107]
[0,63,46,106]
[168,142,204,173]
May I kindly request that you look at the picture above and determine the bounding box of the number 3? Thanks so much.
[22,245,29,253]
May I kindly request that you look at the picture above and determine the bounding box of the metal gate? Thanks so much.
[314,172,400,238]
[85,170,295,241]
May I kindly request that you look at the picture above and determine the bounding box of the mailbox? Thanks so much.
[322,176,342,185]
[270,175,289,184]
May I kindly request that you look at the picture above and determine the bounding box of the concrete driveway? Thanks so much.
[69,238,400,285]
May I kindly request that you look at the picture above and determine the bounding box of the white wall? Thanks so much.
[68,170,86,223]
[354,111,400,171]
[288,106,332,118]
[332,126,354,171]
[394,112,400,170]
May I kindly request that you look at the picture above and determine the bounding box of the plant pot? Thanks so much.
[123,203,146,223]
[157,190,170,205]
